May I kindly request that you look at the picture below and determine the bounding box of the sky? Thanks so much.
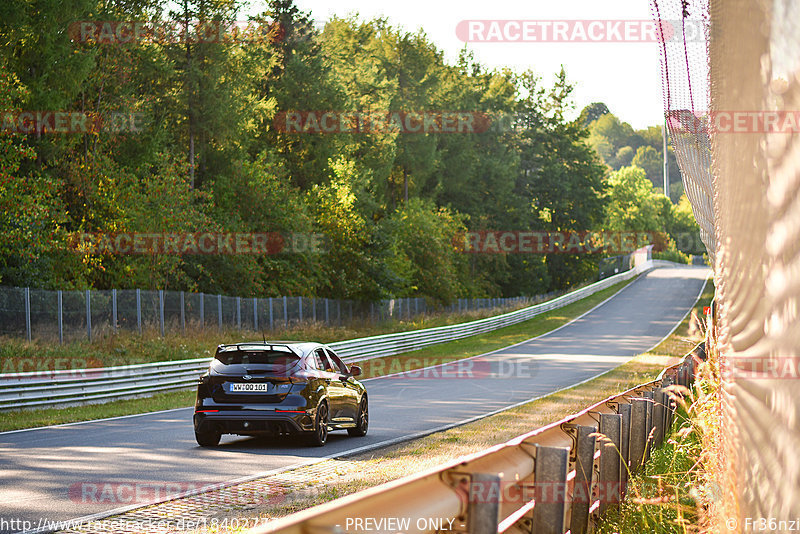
[253,0,669,129]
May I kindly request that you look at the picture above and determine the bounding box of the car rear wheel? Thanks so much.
[195,428,221,447]
[307,402,329,447]
[348,397,368,437]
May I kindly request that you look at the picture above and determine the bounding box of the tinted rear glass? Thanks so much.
[215,349,300,366]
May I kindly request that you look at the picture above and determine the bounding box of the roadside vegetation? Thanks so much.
[597,283,719,533]
[0,277,634,432]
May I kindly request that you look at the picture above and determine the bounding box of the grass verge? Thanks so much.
[0,278,634,432]
[595,279,716,534]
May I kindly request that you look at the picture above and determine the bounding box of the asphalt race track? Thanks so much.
[0,265,709,533]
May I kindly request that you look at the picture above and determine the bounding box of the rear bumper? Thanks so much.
[194,409,315,435]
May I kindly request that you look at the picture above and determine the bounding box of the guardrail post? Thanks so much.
[86,289,92,341]
[466,473,501,534]
[531,445,569,534]
[652,388,666,447]
[136,288,141,334]
[180,291,185,333]
[253,298,258,331]
[24,287,31,342]
[643,391,654,462]
[629,398,648,472]
[57,290,63,344]
[597,413,622,514]
[564,425,596,534]
[159,289,165,337]
[617,403,632,493]
[112,289,117,334]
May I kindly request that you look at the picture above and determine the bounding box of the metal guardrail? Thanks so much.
[246,351,696,534]
[0,262,653,411]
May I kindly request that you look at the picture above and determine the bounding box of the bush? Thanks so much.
[653,249,689,264]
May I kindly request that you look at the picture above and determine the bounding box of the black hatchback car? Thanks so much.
[193,342,368,447]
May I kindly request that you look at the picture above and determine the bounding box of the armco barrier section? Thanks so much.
[246,354,695,534]
[0,262,652,411]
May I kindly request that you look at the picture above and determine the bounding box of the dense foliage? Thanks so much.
[0,0,697,302]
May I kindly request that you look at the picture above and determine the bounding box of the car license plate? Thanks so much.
[230,383,270,392]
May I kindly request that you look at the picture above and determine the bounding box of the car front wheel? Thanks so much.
[348,397,368,437]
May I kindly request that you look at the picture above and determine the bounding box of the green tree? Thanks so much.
[631,145,662,187]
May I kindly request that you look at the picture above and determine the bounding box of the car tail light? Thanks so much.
[275,409,306,414]
[195,409,219,413]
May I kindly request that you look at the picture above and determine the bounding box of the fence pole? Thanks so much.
[217,294,222,332]
[57,290,63,344]
[158,290,165,337]
[180,291,185,333]
[325,298,329,324]
[312,297,316,322]
[86,289,92,342]
[236,296,241,330]
[136,289,141,334]
[112,289,117,334]
[283,296,288,328]
[199,292,204,328]
[269,297,274,330]
[253,298,258,331]
[337,300,341,325]
[298,297,303,323]
[24,287,31,342]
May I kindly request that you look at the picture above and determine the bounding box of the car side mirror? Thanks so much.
[349,365,362,377]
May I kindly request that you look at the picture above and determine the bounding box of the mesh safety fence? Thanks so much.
[653,0,800,527]
[0,285,553,342]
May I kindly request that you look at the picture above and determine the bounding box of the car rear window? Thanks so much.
[215,348,300,366]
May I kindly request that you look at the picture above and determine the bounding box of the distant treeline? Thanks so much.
[0,0,698,302]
